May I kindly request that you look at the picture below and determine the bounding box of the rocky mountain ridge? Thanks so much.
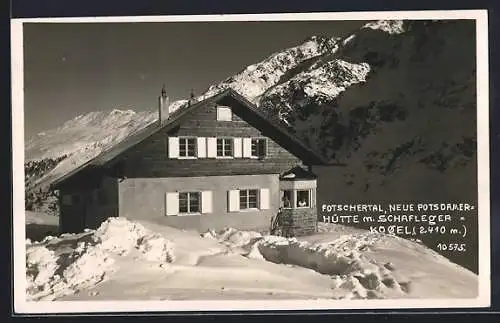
[25,19,477,213]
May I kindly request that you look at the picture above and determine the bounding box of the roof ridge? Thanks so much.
[50,90,228,188]
[51,88,341,189]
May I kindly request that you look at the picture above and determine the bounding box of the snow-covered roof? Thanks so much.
[280,166,317,180]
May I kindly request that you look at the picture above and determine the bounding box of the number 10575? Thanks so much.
[437,243,466,252]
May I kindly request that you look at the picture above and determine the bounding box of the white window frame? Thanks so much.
[295,189,312,209]
[280,189,313,209]
[250,137,267,159]
[178,191,202,214]
[216,137,234,158]
[281,189,294,209]
[239,189,260,210]
[178,136,197,159]
[216,106,233,121]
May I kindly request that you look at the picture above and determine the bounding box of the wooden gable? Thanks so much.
[115,96,307,178]
[52,89,329,187]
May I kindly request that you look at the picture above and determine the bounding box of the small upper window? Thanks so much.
[217,106,232,121]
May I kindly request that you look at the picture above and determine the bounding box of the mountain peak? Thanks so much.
[110,108,136,116]
[303,35,329,43]
[362,20,406,35]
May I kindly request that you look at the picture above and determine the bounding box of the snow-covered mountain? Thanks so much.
[25,20,478,245]
[24,33,341,192]
[26,109,154,162]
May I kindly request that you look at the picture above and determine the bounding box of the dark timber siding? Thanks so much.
[118,102,303,178]
[58,170,119,233]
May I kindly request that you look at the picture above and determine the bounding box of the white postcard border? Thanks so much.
[11,9,491,313]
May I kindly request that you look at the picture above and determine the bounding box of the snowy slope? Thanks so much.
[246,20,478,205]
[260,59,371,126]
[198,35,340,104]
[25,101,187,189]
[25,217,477,301]
[26,109,154,162]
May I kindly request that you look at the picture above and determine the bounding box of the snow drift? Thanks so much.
[199,224,478,300]
[247,234,410,299]
[25,213,478,301]
[26,217,175,301]
[202,227,264,248]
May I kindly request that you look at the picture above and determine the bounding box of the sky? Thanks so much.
[23,20,367,137]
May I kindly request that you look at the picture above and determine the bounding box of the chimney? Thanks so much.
[188,88,195,107]
[158,84,170,125]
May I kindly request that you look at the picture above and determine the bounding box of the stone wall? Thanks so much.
[281,207,318,237]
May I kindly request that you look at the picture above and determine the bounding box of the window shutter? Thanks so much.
[165,192,179,216]
[207,137,217,158]
[261,139,268,158]
[197,137,206,158]
[228,190,240,212]
[243,138,252,157]
[201,191,213,213]
[233,138,242,158]
[168,137,179,158]
[259,188,270,210]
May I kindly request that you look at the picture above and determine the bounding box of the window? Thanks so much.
[217,138,233,157]
[296,190,310,208]
[166,191,212,216]
[240,189,259,210]
[179,192,201,213]
[179,137,196,157]
[251,138,267,158]
[217,106,232,121]
[281,190,293,208]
